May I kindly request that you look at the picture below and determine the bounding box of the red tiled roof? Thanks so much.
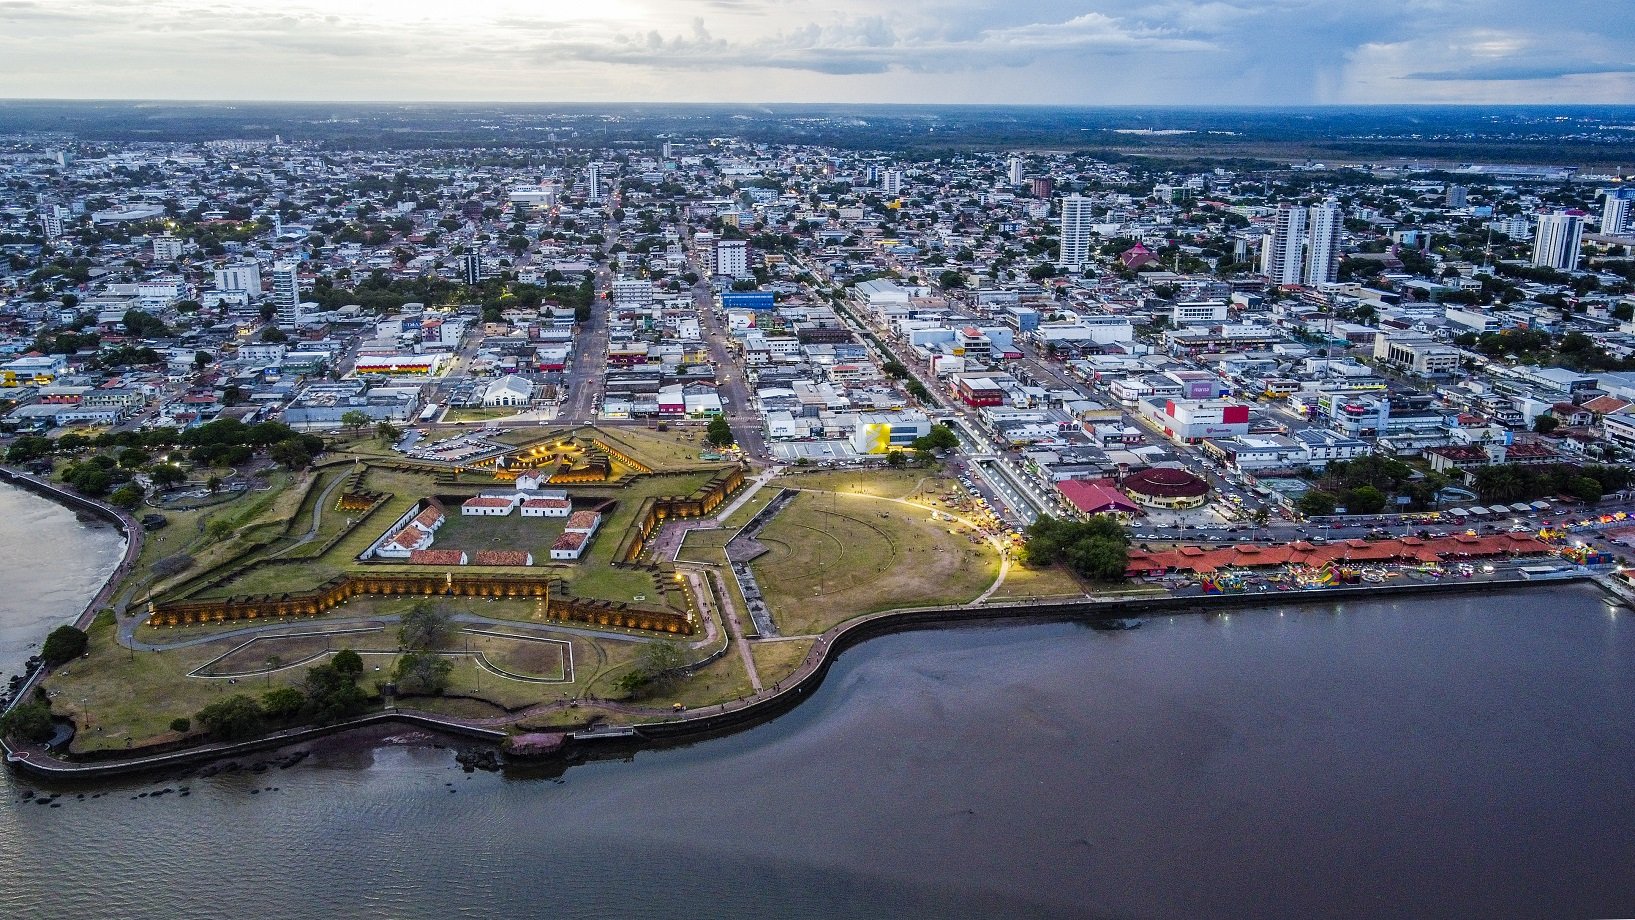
[463,496,515,508]
[552,532,587,550]
[1057,479,1141,515]
[1122,467,1209,499]
[408,549,466,566]
[1126,532,1547,575]
[472,550,531,566]
[565,511,600,530]
[522,497,571,508]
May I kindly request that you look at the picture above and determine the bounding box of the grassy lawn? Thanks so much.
[749,638,815,686]
[42,619,306,753]
[773,468,956,501]
[443,407,518,423]
[433,510,570,561]
[751,489,999,635]
[676,528,732,564]
[594,425,716,467]
[989,562,1088,601]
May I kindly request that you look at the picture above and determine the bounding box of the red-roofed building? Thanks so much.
[409,549,468,566]
[1057,479,1142,518]
[549,530,589,560]
[1120,244,1158,270]
[1124,532,1548,576]
[462,494,520,516]
[520,497,572,517]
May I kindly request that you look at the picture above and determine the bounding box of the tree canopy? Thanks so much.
[1021,516,1129,582]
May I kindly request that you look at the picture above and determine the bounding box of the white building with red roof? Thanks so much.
[462,494,521,516]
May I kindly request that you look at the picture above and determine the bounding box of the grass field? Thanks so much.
[749,638,815,686]
[751,489,999,635]
[433,510,569,561]
[772,468,957,501]
[43,620,304,753]
[988,562,1088,601]
[676,527,732,564]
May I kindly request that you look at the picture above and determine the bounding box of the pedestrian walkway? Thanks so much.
[713,464,782,524]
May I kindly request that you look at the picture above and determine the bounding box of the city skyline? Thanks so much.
[2,0,1633,105]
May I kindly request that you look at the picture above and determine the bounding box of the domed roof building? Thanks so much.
[1121,467,1210,510]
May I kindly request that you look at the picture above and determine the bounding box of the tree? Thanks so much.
[193,351,212,371]
[910,424,958,453]
[905,379,932,403]
[1297,490,1338,517]
[939,270,966,289]
[206,475,222,494]
[339,409,370,433]
[1344,485,1388,515]
[109,483,144,509]
[196,694,266,740]
[303,662,369,724]
[118,447,150,468]
[1569,476,1604,503]
[616,639,688,695]
[0,700,55,742]
[269,438,313,470]
[1533,415,1560,434]
[331,648,365,678]
[169,717,191,734]
[881,360,909,379]
[260,686,307,720]
[705,415,734,447]
[41,625,88,666]
[399,605,451,650]
[206,517,235,541]
[150,464,186,490]
[375,421,402,442]
[886,449,906,467]
[393,652,453,695]
[1020,516,1129,582]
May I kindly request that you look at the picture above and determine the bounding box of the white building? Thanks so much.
[152,235,183,261]
[1171,301,1228,326]
[1532,210,1585,271]
[482,374,533,408]
[1261,203,1307,286]
[39,204,66,240]
[611,278,654,307]
[586,162,604,203]
[716,239,749,279]
[214,261,262,297]
[271,261,302,326]
[462,494,520,516]
[1601,188,1635,235]
[1304,198,1342,285]
[509,183,558,209]
[1007,157,1024,186]
[882,169,904,198]
[1058,195,1095,271]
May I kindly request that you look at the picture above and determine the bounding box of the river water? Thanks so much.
[0,481,124,679]
[1,481,1633,919]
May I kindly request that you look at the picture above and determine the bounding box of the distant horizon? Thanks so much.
[3,1,1632,106]
[5,98,1635,110]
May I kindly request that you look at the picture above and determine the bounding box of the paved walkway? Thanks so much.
[267,467,352,558]
[713,465,782,524]
[713,569,762,692]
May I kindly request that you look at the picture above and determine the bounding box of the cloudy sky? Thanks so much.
[2,0,1632,104]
